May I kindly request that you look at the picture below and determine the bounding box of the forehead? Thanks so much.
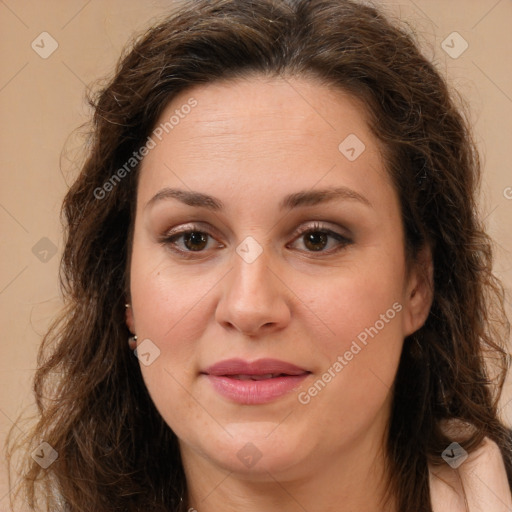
[136,75,395,216]
[154,75,372,146]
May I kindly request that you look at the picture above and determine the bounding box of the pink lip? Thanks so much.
[202,358,310,405]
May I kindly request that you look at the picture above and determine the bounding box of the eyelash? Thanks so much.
[158,222,353,258]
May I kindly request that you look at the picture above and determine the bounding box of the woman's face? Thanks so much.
[127,75,431,480]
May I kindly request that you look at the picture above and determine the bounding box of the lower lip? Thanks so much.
[204,374,309,405]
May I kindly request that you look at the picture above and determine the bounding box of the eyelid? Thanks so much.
[162,221,215,238]
[292,221,351,239]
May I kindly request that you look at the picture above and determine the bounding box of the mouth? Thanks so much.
[227,373,304,380]
[201,358,311,405]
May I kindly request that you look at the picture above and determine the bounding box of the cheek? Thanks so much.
[305,256,405,355]
[129,231,212,329]
[129,251,218,440]
[128,244,202,372]
[293,255,406,419]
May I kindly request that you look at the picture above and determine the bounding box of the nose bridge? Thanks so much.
[231,236,277,306]
[215,236,290,334]
[234,240,272,295]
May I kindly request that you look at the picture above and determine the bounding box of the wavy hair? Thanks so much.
[7,1,512,511]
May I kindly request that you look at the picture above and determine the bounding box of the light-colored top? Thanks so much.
[429,436,512,511]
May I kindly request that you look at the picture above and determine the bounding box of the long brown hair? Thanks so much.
[7,1,512,511]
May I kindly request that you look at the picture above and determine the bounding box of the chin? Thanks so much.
[190,420,318,479]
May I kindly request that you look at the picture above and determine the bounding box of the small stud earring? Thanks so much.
[128,335,137,350]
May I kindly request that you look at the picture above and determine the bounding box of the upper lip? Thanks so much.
[202,358,310,376]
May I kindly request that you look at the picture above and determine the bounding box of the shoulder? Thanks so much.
[429,427,512,512]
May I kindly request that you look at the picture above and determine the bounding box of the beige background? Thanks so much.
[1,0,511,507]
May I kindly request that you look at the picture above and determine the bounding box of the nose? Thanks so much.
[215,245,291,336]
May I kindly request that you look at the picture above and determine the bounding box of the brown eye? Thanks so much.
[159,227,219,256]
[289,223,353,254]
[183,231,209,251]
[303,231,328,251]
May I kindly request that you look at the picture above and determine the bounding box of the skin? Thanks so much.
[126,75,433,512]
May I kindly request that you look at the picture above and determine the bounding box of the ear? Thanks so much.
[402,244,434,337]
[125,302,136,334]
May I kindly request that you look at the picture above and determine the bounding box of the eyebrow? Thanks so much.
[145,186,373,212]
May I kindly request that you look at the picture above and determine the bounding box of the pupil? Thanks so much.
[185,232,207,251]
[305,232,327,251]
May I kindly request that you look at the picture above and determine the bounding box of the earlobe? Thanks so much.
[403,245,434,337]
[125,303,135,334]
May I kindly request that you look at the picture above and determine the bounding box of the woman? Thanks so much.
[7,0,512,511]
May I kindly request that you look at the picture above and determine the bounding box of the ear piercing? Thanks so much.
[125,304,137,349]
[128,335,138,350]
